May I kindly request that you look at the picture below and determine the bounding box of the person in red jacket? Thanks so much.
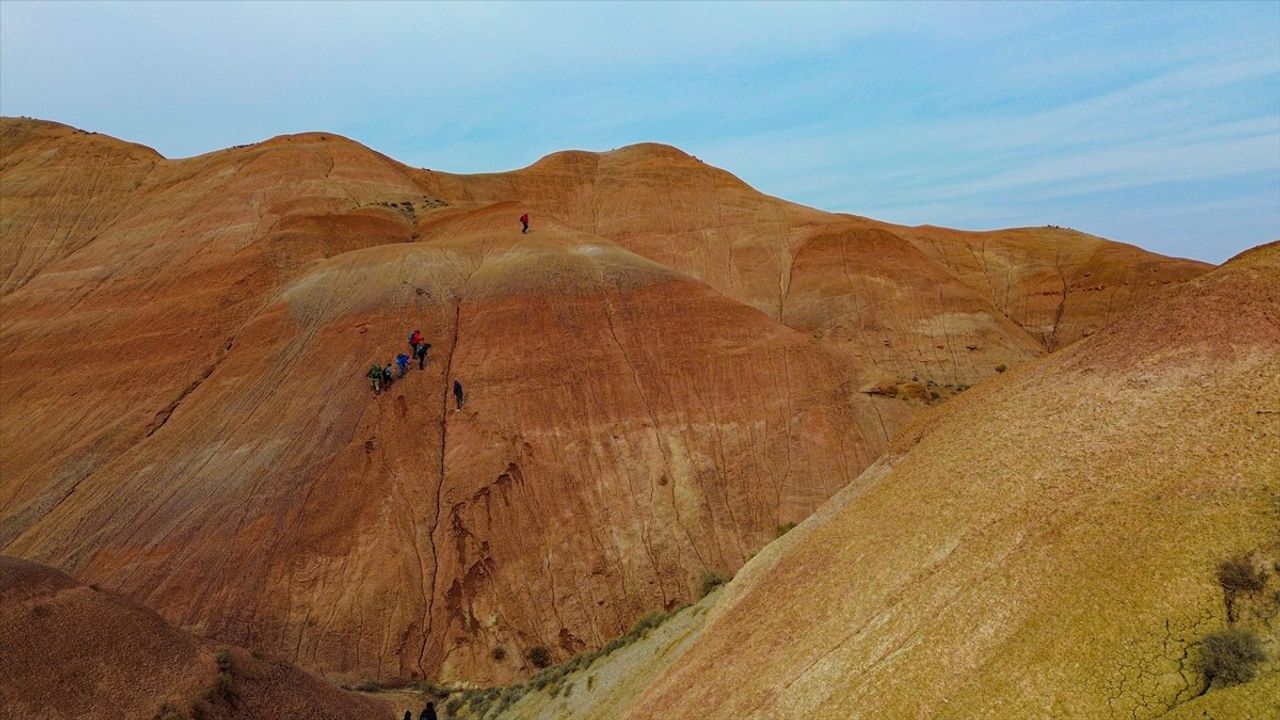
[408,329,429,369]
[520,212,529,234]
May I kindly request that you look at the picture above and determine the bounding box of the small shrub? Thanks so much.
[153,704,184,720]
[407,680,449,696]
[995,364,1007,373]
[491,646,507,662]
[1217,555,1267,621]
[700,571,726,598]
[214,649,234,673]
[1198,627,1266,688]
[929,391,941,400]
[352,680,379,692]
[527,645,552,669]
[445,695,465,716]
[563,652,591,674]
[528,668,554,690]
[204,649,237,705]
[624,610,668,644]
[1217,556,1266,594]
[204,673,234,705]
[775,521,797,538]
[495,685,526,713]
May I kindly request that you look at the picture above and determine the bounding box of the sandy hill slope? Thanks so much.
[0,117,1209,684]
[622,242,1280,719]
[0,555,391,720]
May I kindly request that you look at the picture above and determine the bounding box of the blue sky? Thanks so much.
[2,1,1277,263]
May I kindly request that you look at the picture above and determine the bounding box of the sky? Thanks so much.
[2,1,1277,263]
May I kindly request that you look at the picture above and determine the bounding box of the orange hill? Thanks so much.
[0,117,1209,683]
[625,242,1280,718]
[0,555,392,719]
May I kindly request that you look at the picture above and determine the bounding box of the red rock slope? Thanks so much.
[0,117,1210,683]
[0,555,391,720]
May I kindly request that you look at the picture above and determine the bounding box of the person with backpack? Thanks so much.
[408,329,429,369]
[367,364,383,395]
[420,702,438,720]
[396,353,410,377]
[382,363,395,391]
[519,212,529,234]
[453,379,465,411]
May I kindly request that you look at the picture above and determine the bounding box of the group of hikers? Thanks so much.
[366,329,466,410]
[364,213,533,404]
[367,329,431,395]
[363,212,532,404]
[403,703,437,720]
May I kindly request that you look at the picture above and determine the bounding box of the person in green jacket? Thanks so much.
[367,364,383,395]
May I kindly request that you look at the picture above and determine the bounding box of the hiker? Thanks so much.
[396,353,410,377]
[420,702,438,720]
[453,380,465,411]
[408,329,429,369]
[382,363,395,390]
[403,712,412,720]
[520,212,529,234]
[367,364,383,395]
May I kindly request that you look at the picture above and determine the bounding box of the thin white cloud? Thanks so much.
[1,1,1276,263]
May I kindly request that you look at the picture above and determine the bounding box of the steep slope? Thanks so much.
[625,242,1280,718]
[2,196,890,682]
[0,555,391,720]
[0,117,1212,684]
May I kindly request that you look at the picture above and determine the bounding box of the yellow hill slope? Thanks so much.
[625,242,1280,719]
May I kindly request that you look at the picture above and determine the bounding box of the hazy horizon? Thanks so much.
[3,1,1277,264]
